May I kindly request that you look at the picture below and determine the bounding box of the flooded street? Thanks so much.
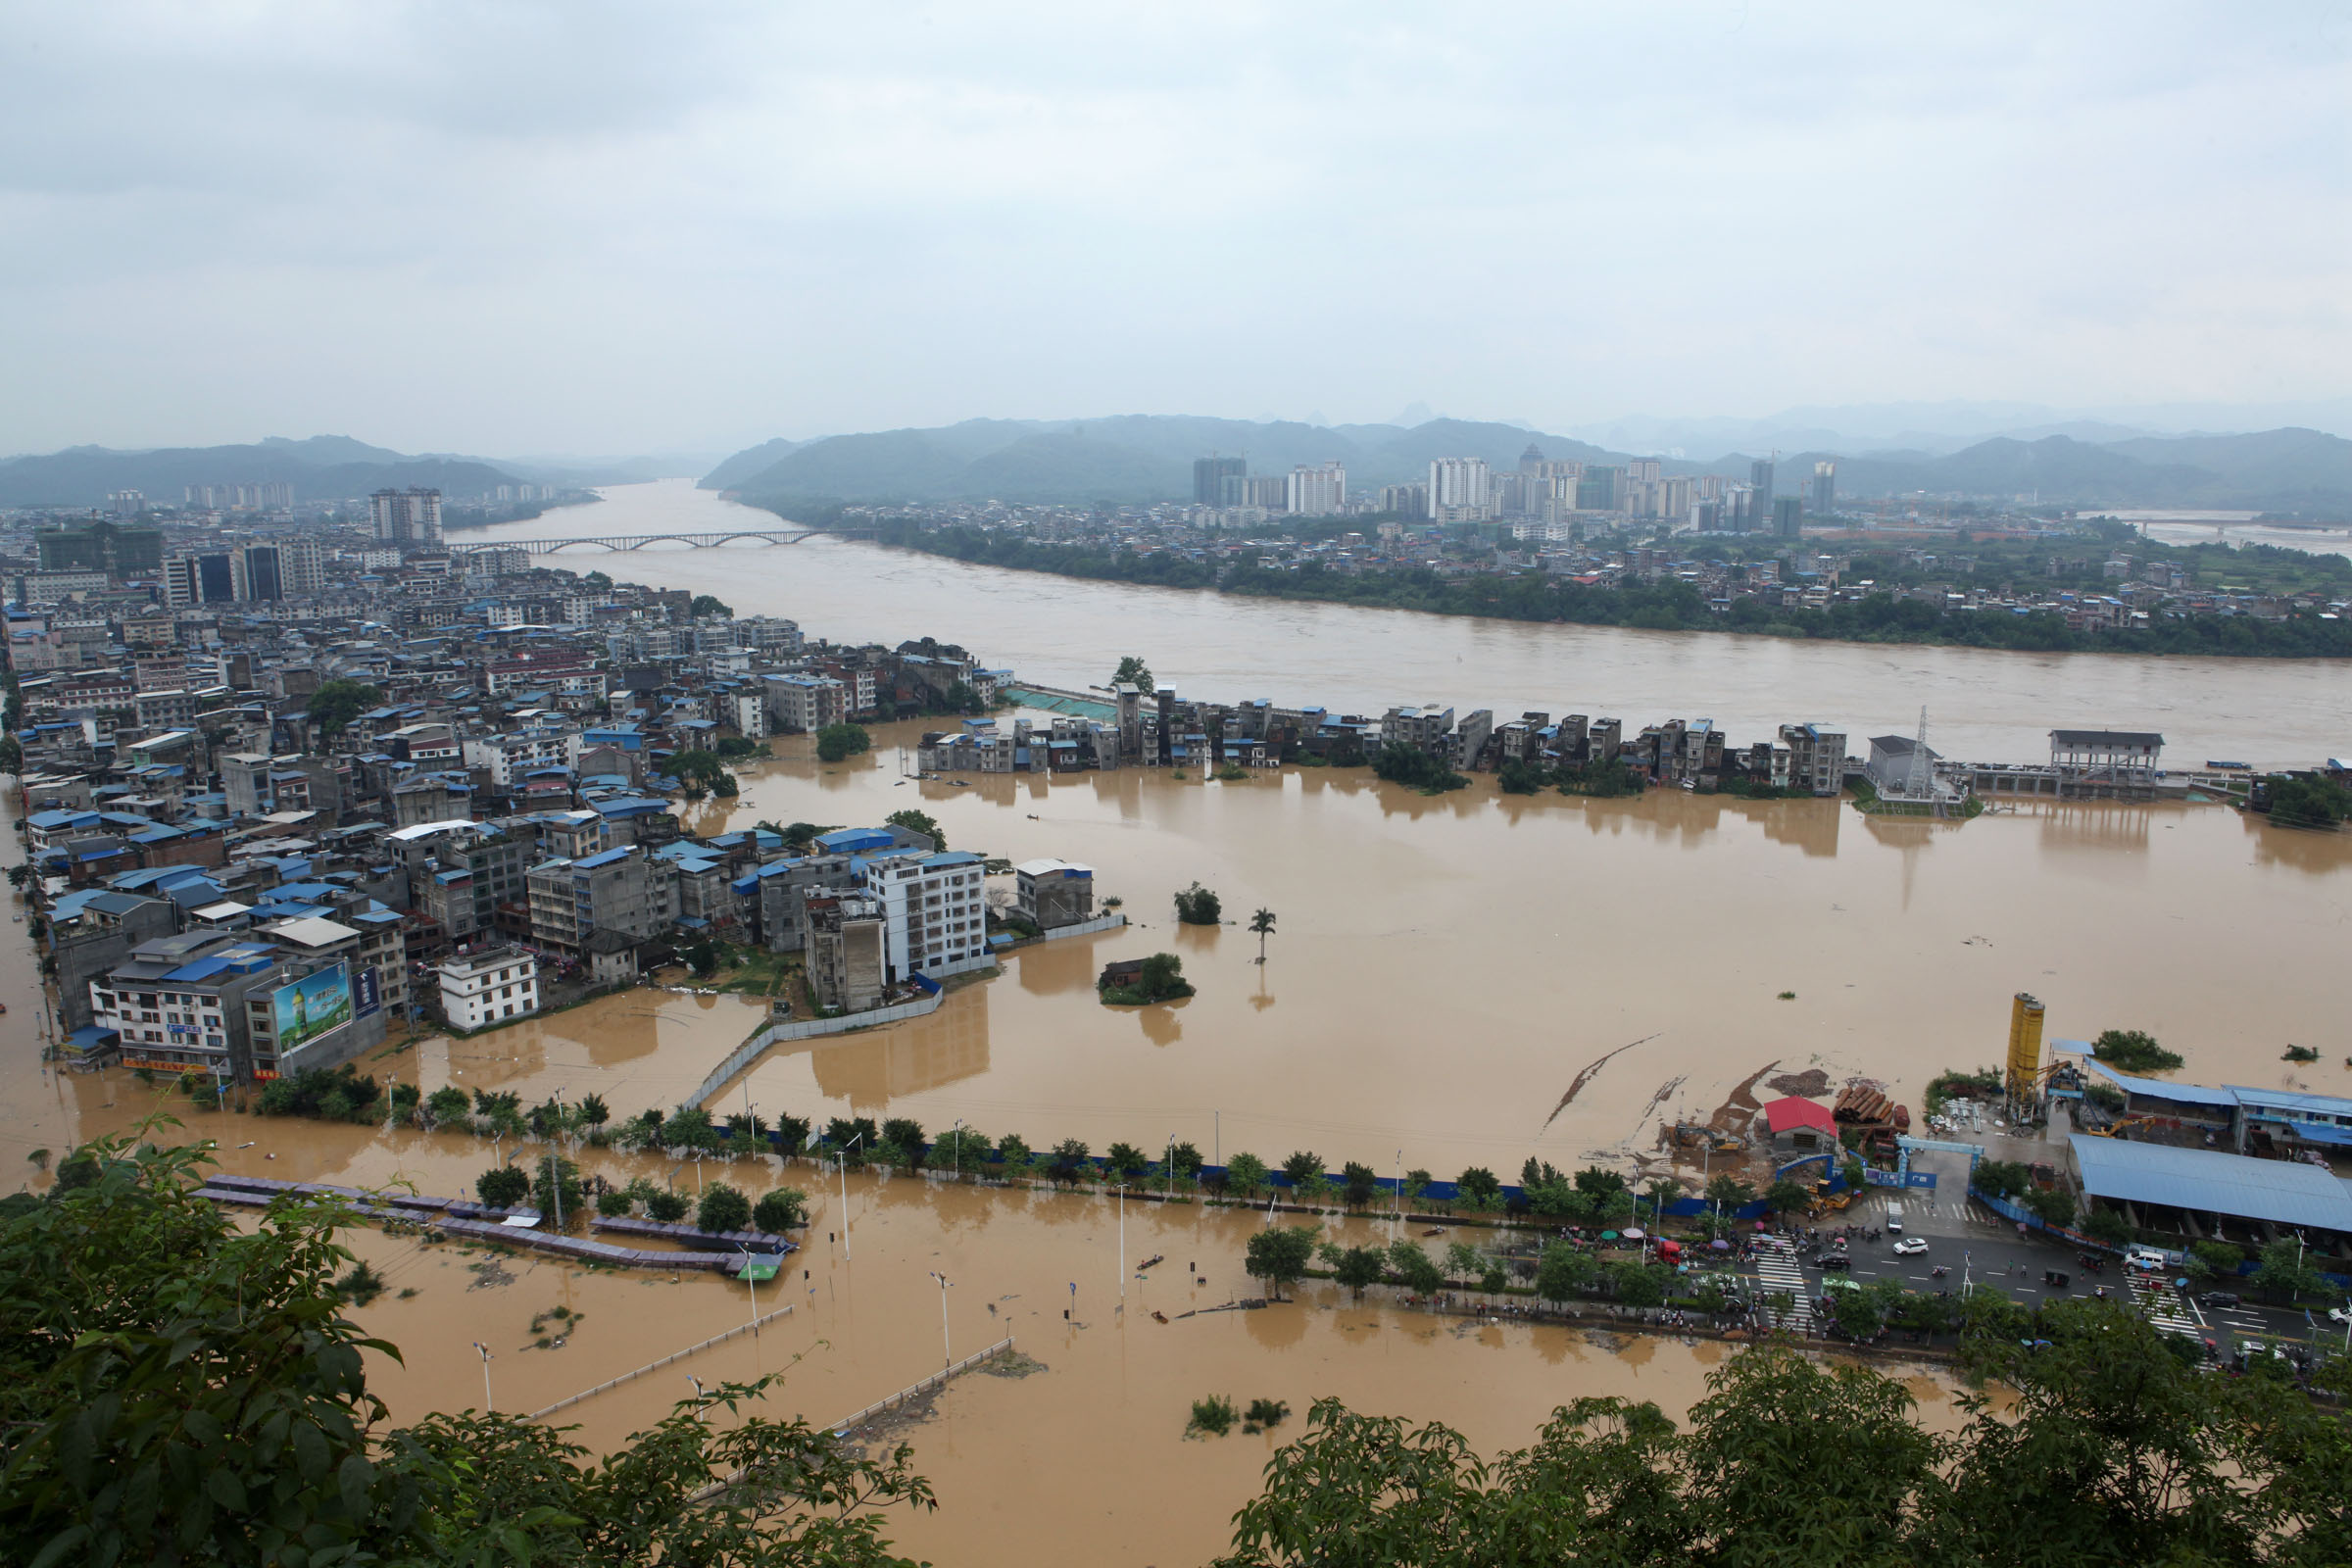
[460,479,2352,764]
[8,481,2350,1564]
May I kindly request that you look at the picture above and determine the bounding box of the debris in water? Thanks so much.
[1541,1034,1660,1131]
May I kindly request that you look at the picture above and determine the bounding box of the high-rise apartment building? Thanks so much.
[370,487,443,546]
[240,545,282,602]
[1773,495,1803,539]
[1192,455,1246,506]
[1287,462,1347,516]
[1747,458,1776,534]
[1810,461,1837,515]
[1426,458,1493,521]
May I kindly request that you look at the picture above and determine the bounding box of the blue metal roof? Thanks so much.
[2227,1086,2352,1119]
[2070,1136,2352,1231]
[573,847,634,869]
[2082,1060,2240,1107]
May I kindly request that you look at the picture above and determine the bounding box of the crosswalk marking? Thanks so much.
[2126,1275,2202,1340]
[1750,1241,1815,1332]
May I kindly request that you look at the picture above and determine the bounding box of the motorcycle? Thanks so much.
[1930,1265,1949,1279]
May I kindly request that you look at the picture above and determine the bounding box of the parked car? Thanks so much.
[2200,1291,2241,1308]
[1892,1237,1929,1256]
[2328,1305,2350,1325]
[1813,1253,1852,1270]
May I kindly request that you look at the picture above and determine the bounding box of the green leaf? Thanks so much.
[338,1453,373,1519]
[207,1465,248,1510]
[293,1419,329,1483]
[25,1525,92,1568]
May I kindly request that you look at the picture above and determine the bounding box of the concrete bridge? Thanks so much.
[445,526,875,554]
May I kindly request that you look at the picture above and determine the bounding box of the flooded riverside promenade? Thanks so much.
[8,485,2352,1563]
[462,478,2352,764]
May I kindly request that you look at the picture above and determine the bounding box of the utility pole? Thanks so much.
[472,1342,494,1412]
[841,1132,862,1259]
[931,1270,954,1366]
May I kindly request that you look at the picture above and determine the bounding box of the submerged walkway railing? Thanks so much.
[526,1303,798,1421]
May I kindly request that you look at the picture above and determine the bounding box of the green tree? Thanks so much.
[1280,1152,1326,1194]
[1454,1166,1501,1208]
[1250,906,1277,962]
[2090,1028,2184,1073]
[1762,1179,1813,1214]
[423,1085,472,1127]
[1109,655,1154,692]
[1444,1241,1485,1285]
[883,808,944,849]
[2264,771,2352,829]
[1387,1240,1444,1296]
[1173,882,1223,924]
[2019,1184,2076,1230]
[644,1187,690,1222]
[1535,1242,1595,1305]
[583,568,612,587]
[0,1136,937,1568]
[2251,1237,2324,1302]
[2081,1206,2132,1249]
[1331,1245,1387,1299]
[689,593,734,618]
[1245,1224,1319,1300]
[1223,1152,1269,1199]
[532,1154,583,1222]
[1610,1261,1666,1308]
[596,1186,635,1218]
[1703,1175,1753,1212]
[1340,1160,1380,1210]
[1136,952,1189,1001]
[1103,1142,1150,1182]
[1048,1138,1093,1186]
[475,1165,530,1208]
[303,678,382,748]
[814,723,871,762]
[1369,743,1468,793]
[752,1188,808,1232]
[993,1132,1032,1171]
[697,1183,753,1235]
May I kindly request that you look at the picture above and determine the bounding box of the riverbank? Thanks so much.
[836,514,2352,659]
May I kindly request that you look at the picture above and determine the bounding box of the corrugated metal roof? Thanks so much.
[2070,1136,2352,1231]
[2082,1060,2240,1107]
[2227,1086,2352,1119]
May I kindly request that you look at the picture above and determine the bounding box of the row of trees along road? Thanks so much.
[9,1134,2352,1567]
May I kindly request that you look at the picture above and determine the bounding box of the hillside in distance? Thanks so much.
[706,416,1625,504]
[0,436,518,508]
[708,417,2352,515]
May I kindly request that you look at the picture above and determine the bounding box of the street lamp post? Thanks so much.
[1118,1179,1126,1299]
[840,1132,863,1259]
[472,1342,494,1413]
[952,1118,966,1181]
[930,1270,954,1366]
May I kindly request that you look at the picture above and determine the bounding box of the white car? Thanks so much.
[1892,1237,1929,1256]
[2329,1306,2351,1326]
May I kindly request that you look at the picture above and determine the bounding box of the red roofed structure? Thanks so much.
[1762,1097,1838,1150]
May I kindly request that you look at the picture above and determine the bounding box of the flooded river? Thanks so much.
[7,479,2351,1563]
[462,478,2352,764]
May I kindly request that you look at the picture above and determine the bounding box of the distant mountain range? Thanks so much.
[0,436,520,509]
[705,417,2352,515]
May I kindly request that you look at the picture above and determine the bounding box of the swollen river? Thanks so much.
[470,478,2352,764]
[6,480,2348,1566]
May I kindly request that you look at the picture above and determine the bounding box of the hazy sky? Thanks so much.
[4,3,2345,455]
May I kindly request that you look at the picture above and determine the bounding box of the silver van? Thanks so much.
[1886,1202,1903,1236]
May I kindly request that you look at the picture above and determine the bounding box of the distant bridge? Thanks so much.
[445,527,874,554]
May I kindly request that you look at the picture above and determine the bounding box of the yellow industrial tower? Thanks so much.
[2006,992,2045,1099]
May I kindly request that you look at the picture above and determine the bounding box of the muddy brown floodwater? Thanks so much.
[6,683,2348,1561]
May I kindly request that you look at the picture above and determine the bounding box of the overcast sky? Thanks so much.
[3,3,2345,456]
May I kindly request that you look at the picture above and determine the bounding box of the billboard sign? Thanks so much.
[271,962,354,1055]
[354,964,382,1018]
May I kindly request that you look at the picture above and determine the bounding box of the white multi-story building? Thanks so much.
[461,724,581,788]
[1426,458,1493,522]
[858,849,992,980]
[764,672,847,733]
[1287,463,1347,517]
[436,947,539,1030]
[369,487,443,546]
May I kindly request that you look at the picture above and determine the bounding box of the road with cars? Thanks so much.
[1748,1188,2347,1361]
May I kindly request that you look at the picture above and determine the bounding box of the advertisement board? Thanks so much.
[270,962,354,1055]
[354,964,382,1018]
